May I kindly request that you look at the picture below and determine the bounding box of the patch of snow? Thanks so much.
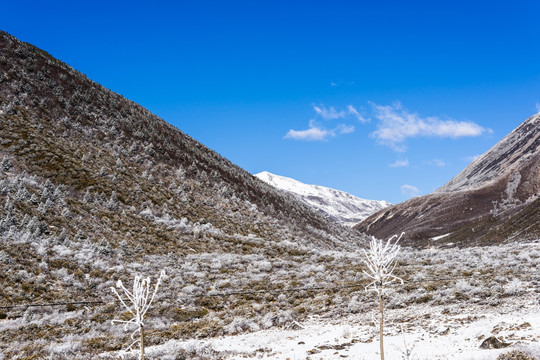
[505,171,522,200]
[144,302,540,360]
[431,233,451,241]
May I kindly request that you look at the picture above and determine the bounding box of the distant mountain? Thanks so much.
[355,113,540,246]
[255,171,390,227]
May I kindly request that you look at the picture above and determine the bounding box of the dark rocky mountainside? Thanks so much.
[355,113,540,246]
[0,31,367,358]
[0,31,357,251]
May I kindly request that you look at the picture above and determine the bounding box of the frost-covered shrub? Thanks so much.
[347,295,364,313]
[261,312,275,329]
[455,279,482,297]
[182,284,203,295]
[45,341,80,357]
[497,350,535,360]
[405,288,432,304]
[504,278,525,296]
[256,260,272,272]
[1,157,12,172]
[275,309,294,326]
[225,317,260,334]
[0,250,9,263]
[386,290,408,308]
[333,294,343,305]
[182,340,220,359]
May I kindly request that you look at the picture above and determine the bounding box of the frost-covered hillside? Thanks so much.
[356,112,540,245]
[437,113,540,193]
[255,171,390,227]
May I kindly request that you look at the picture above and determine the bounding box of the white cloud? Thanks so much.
[284,127,332,141]
[370,102,488,151]
[336,124,355,134]
[313,104,367,122]
[284,121,356,141]
[347,105,368,123]
[536,102,540,113]
[389,158,409,167]
[400,184,421,198]
[314,105,345,120]
[425,159,445,167]
[285,105,362,141]
[284,120,334,141]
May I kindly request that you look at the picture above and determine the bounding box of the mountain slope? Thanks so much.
[0,30,359,249]
[437,114,540,193]
[355,113,540,246]
[0,31,367,358]
[255,171,390,227]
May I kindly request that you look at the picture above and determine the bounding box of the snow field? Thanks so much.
[144,300,540,359]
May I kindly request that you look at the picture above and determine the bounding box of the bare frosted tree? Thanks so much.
[363,233,404,360]
[111,270,165,360]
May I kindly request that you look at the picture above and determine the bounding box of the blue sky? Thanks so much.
[2,0,540,203]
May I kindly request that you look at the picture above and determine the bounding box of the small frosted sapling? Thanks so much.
[111,270,166,360]
[362,233,404,360]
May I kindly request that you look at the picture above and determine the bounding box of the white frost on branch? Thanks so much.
[362,233,404,292]
[362,233,405,360]
[111,270,166,356]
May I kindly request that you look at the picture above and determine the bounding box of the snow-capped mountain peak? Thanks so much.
[255,171,390,227]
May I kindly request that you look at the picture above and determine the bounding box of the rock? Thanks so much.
[479,336,511,349]
[439,327,450,335]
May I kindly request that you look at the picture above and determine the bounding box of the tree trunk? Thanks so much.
[140,324,145,360]
[378,287,385,360]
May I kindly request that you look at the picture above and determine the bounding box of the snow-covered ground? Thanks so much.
[140,288,540,359]
[7,233,538,359]
[122,239,540,360]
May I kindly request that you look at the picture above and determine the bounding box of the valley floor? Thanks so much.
[141,291,540,360]
[2,233,539,359]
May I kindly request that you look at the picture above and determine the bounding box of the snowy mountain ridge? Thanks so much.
[255,171,390,227]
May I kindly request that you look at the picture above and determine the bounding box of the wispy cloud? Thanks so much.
[424,159,445,167]
[389,158,409,167]
[337,124,355,134]
[536,102,540,113]
[312,104,367,122]
[370,102,488,151]
[401,184,421,198]
[347,105,368,123]
[314,105,345,120]
[284,120,334,141]
[285,104,361,141]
